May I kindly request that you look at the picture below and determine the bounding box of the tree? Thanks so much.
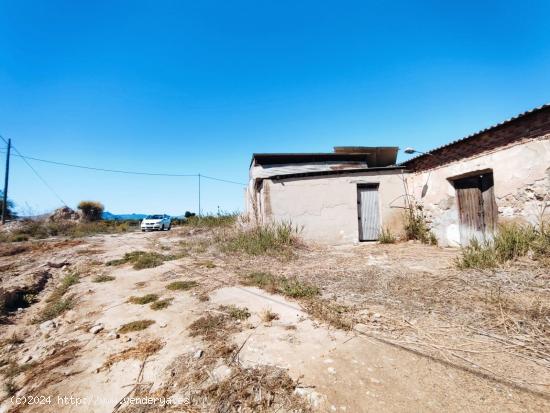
[77,201,104,221]
[0,191,16,220]
[184,211,196,218]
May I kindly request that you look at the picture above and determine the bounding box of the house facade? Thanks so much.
[246,105,550,246]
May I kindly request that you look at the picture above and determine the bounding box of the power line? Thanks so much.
[10,143,68,206]
[0,149,246,185]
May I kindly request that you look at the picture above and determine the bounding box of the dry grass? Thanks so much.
[150,298,173,310]
[128,294,159,305]
[378,227,396,244]
[106,250,180,270]
[220,304,251,320]
[166,280,198,291]
[4,219,134,241]
[217,222,302,258]
[118,320,155,333]
[457,222,550,269]
[103,339,164,369]
[242,271,319,298]
[33,273,79,323]
[92,274,115,283]
[260,308,279,323]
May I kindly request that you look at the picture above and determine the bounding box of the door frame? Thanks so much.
[357,183,380,242]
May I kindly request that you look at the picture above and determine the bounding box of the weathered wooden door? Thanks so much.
[357,185,380,241]
[454,172,497,245]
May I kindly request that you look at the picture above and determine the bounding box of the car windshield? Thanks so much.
[146,215,163,219]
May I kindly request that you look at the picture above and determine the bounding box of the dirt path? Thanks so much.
[1,229,548,412]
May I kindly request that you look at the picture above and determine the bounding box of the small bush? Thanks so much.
[456,222,550,269]
[378,228,396,244]
[260,308,279,323]
[242,272,319,298]
[404,204,437,245]
[77,201,104,222]
[219,222,301,257]
[456,239,498,269]
[150,298,173,310]
[166,280,198,291]
[220,305,250,320]
[128,294,159,305]
[118,320,155,333]
[93,275,115,283]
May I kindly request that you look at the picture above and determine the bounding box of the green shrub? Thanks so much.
[456,222,550,269]
[118,320,155,333]
[77,201,104,222]
[218,222,300,257]
[378,228,396,244]
[404,204,437,245]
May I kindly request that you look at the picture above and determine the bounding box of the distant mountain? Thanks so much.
[102,212,148,221]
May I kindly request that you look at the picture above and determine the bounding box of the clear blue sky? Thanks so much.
[1,1,549,215]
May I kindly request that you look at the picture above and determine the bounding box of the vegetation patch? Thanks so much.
[378,228,396,244]
[166,280,198,291]
[183,214,237,228]
[260,308,279,323]
[4,219,136,242]
[33,273,79,323]
[118,320,155,333]
[218,222,301,258]
[456,222,550,269]
[103,339,163,369]
[220,304,251,320]
[128,294,159,305]
[242,272,319,298]
[92,274,115,283]
[404,204,437,245]
[106,250,178,270]
[150,298,173,310]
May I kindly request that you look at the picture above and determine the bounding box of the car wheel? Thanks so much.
[160,224,164,231]
[141,229,145,232]
[167,225,171,231]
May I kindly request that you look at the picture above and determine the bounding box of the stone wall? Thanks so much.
[407,136,550,246]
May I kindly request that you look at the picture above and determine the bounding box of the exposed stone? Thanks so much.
[212,364,232,382]
[89,324,104,334]
[40,320,56,333]
[48,207,81,222]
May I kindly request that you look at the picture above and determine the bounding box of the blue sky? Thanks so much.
[1,0,549,215]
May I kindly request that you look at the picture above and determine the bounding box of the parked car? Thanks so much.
[141,214,171,231]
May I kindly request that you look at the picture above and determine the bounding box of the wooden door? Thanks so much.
[454,172,497,245]
[357,185,380,241]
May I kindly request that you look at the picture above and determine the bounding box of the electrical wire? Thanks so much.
[10,143,68,206]
[0,146,246,185]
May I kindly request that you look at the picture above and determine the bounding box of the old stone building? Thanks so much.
[246,104,550,246]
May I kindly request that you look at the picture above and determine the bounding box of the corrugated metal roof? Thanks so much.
[401,103,550,167]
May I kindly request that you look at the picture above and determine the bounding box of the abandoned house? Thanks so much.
[246,104,550,246]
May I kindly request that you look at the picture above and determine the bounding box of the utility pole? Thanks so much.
[198,173,201,217]
[2,138,11,224]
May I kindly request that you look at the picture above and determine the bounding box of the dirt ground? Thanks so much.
[0,226,549,412]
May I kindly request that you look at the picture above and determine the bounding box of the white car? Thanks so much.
[141,214,171,231]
